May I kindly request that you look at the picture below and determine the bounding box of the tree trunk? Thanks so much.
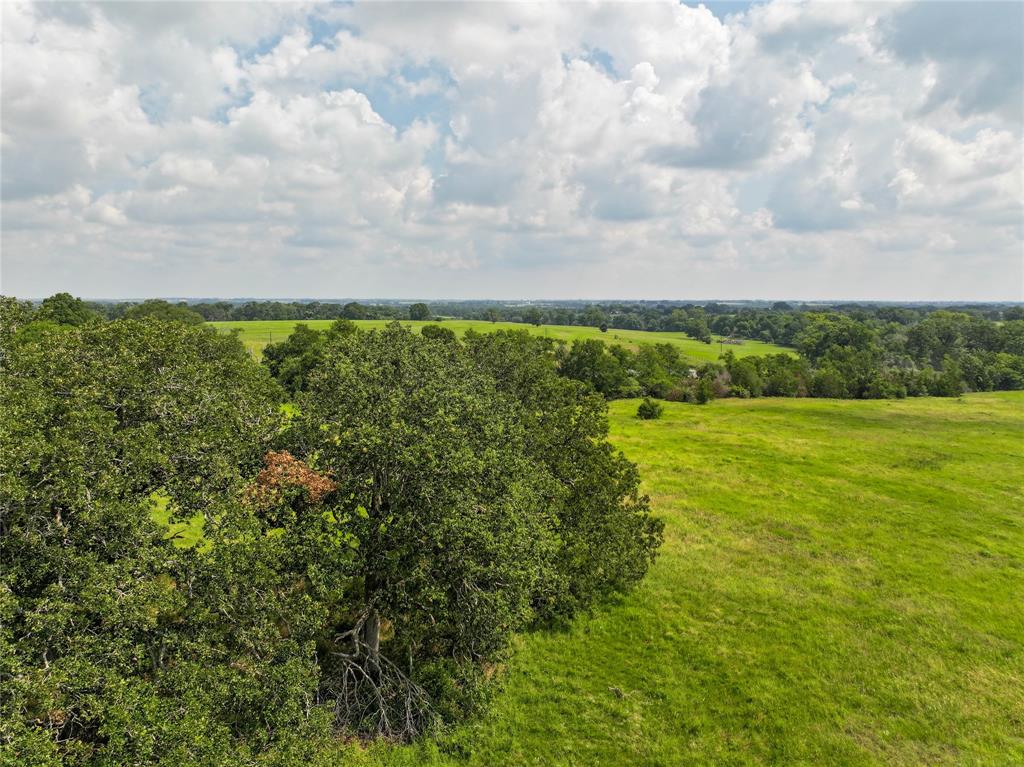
[361,608,380,667]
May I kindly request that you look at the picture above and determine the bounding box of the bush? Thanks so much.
[636,397,663,420]
[694,376,716,404]
[811,367,847,398]
[421,323,457,343]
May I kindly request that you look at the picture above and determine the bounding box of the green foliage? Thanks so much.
[810,366,848,398]
[930,356,966,397]
[629,344,685,398]
[343,302,370,320]
[795,313,877,363]
[261,320,356,394]
[693,375,715,404]
[636,398,663,419]
[291,324,558,733]
[122,300,205,325]
[463,331,663,622]
[35,292,101,326]
[0,318,337,764]
[666,308,712,343]
[7,317,659,757]
[559,339,636,398]
[408,303,430,321]
[262,322,326,394]
[420,324,457,343]
[723,354,763,397]
[286,325,661,735]
[0,296,36,364]
[222,310,1024,406]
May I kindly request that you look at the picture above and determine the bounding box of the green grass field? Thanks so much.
[346,393,1024,766]
[209,319,791,362]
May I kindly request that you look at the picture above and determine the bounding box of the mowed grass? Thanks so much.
[209,319,791,362]
[349,393,1024,766]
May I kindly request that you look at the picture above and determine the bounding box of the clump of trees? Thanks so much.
[121,299,204,325]
[1,299,662,763]
[553,311,1024,404]
[408,303,430,321]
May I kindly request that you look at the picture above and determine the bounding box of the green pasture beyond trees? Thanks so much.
[210,319,792,361]
[356,393,1024,767]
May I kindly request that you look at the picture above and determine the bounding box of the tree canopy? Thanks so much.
[1,314,662,763]
[121,299,205,325]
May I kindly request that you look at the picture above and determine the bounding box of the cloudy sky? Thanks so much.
[2,1,1022,300]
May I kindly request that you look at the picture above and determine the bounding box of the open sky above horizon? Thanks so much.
[2,1,1022,301]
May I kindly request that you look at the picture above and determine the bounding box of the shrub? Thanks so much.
[636,397,663,420]
[694,376,716,404]
[811,367,847,398]
[421,324,457,343]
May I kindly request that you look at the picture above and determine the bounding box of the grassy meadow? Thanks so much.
[346,392,1024,766]
[209,319,791,361]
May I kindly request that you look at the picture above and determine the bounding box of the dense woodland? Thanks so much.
[0,295,662,765]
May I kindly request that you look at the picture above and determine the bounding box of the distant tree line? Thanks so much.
[78,296,1024,342]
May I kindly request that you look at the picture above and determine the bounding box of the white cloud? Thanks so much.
[2,0,1021,300]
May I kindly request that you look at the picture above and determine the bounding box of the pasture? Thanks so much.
[209,319,792,361]
[353,393,1024,766]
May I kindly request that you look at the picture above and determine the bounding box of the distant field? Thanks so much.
[352,392,1024,766]
[209,319,791,361]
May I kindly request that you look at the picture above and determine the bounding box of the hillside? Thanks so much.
[210,319,793,361]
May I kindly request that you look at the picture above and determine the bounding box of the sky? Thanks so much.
[2,1,1022,301]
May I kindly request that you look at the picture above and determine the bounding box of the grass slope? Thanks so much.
[209,319,791,361]
[353,393,1024,766]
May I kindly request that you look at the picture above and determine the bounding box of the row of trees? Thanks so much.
[85,299,427,324]
[27,293,206,327]
[553,312,1024,403]
[488,301,1022,336]
[1,298,662,764]
[71,295,1024,338]
[30,294,441,327]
